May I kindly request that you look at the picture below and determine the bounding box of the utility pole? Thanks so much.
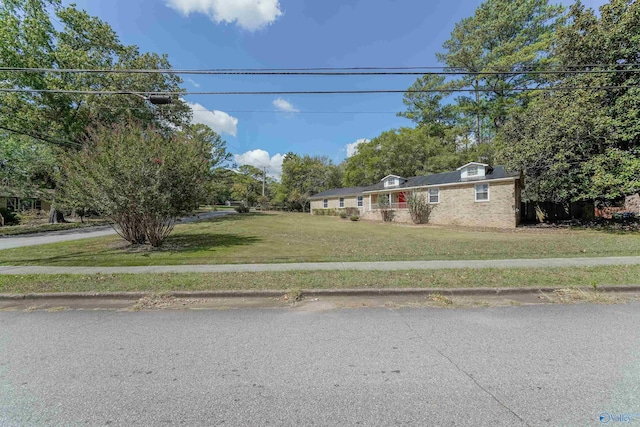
[475,74,481,146]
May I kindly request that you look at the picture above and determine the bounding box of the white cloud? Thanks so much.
[234,149,284,178]
[273,98,299,113]
[188,102,238,137]
[165,0,282,31]
[345,138,370,157]
[186,78,201,88]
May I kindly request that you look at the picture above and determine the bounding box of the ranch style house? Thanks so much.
[309,163,523,228]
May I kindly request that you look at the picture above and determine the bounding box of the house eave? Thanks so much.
[362,176,519,194]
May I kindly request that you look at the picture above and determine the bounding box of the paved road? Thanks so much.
[1,304,639,426]
[0,211,234,250]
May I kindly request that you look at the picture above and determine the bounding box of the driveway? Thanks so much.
[0,211,234,250]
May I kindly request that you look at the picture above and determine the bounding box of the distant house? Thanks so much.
[309,163,523,228]
[0,189,52,213]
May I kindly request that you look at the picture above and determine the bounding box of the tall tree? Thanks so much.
[435,0,564,143]
[500,0,640,204]
[280,154,342,212]
[0,0,191,221]
[397,75,456,137]
[342,127,473,187]
[231,165,264,207]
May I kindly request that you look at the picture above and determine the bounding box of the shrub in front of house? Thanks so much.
[345,207,360,217]
[407,191,434,224]
[350,215,360,221]
[339,210,348,219]
[235,204,250,213]
[313,208,338,216]
[377,195,395,222]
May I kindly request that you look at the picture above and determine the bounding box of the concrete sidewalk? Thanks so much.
[1,255,639,275]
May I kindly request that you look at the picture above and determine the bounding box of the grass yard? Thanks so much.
[0,212,639,267]
[1,265,639,294]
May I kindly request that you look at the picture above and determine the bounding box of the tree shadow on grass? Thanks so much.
[4,233,262,266]
[156,232,261,253]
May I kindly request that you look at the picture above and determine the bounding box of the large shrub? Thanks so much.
[60,121,214,246]
[407,191,434,224]
[377,195,395,222]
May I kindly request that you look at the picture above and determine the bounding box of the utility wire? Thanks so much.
[0,123,81,147]
[2,65,640,75]
[89,105,399,114]
[0,85,637,96]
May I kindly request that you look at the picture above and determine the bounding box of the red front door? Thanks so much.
[398,192,406,209]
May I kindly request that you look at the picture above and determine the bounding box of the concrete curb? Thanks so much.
[2,285,640,301]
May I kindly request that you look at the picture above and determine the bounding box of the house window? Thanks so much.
[475,184,489,202]
[21,199,35,211]
[428,188,440,204]
[323,199,328,208]
[339,198,345,208]
[6,197,18,212]
[467,165,478,176]
[357,196,363,207]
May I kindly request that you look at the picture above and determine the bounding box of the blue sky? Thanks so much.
[63,0,607,177]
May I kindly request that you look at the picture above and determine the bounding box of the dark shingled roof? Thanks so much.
[309,166,519,199]
[310,186,370,199]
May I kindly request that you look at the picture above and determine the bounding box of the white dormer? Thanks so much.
[457,162,490,180]
[381,174,405,188]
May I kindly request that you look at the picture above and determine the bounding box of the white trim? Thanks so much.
[323,199,328,208]
[475,184,490,202]
[357,195,363,207]
[362,176,518,194]
[339,197,345,208]
[380,174,405,181]
[456,162,489,171]
[428,188,440,204]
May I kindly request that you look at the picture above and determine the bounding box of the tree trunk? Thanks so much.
[48,205,66,224]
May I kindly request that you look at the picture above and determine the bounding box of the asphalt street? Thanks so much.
[1,304,639,426]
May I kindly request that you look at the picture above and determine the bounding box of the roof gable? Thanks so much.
[456,162,489,171]
[380,174,405,181]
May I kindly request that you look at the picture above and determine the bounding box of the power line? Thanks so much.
[0,85,637,96]
[89,105,399,114]
[0,123,81,147]
[1,66,640,76]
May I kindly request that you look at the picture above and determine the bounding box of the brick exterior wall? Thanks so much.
[361,180,519,228]
[425,181,518,228]
[313,180,520,228]
[310,195,364,212]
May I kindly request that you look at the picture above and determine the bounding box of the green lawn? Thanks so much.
[0,212,639,267]
[1,265,639,294]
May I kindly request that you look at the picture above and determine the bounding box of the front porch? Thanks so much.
[368,192,408,211]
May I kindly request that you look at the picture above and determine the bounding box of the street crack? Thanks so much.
[391,308,530,427]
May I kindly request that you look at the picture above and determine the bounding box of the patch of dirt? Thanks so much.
[3,291,639,312]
